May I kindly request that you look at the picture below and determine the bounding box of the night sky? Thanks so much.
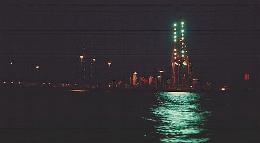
[0,0,259,83]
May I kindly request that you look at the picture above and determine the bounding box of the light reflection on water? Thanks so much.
[150,92,210,143]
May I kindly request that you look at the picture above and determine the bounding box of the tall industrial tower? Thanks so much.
[171,21,191,88]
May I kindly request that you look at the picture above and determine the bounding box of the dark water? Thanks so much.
[0,89,259,143]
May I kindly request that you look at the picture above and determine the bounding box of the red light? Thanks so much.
[244,73,250,81]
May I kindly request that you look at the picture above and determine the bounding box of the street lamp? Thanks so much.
[80,55,84,62]
[158,70,165,89]
[107,61,112,67]
[35,65,40,70]
[35,65,40,83]
[107,61,112,87]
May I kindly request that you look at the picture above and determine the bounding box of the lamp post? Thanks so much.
[35,65,40,70]
[158,70,164,89]
[107,61,112,68]
[35,65,40,83]
[80,55,84,63]
[9,61,14,81]
[90,58,96,87]
[79,55,86,83]
[107,61,112,87]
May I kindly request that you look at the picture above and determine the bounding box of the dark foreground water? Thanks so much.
[0,88,259,143]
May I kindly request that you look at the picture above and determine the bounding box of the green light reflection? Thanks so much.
[150,92,210,143]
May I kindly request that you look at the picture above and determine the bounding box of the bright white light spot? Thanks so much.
[220,87,226,91]
[71,89,87,92]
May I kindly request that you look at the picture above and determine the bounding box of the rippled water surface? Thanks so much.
[148,92,210,143]
[0,89,258,143]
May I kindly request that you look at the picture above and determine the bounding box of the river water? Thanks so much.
[0,89,258,142]
[148,92,211,142]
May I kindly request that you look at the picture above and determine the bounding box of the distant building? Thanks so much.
[130,72,138,87]
[140,76,149,87]
[192,78,199,89]
[148,76,154,85]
